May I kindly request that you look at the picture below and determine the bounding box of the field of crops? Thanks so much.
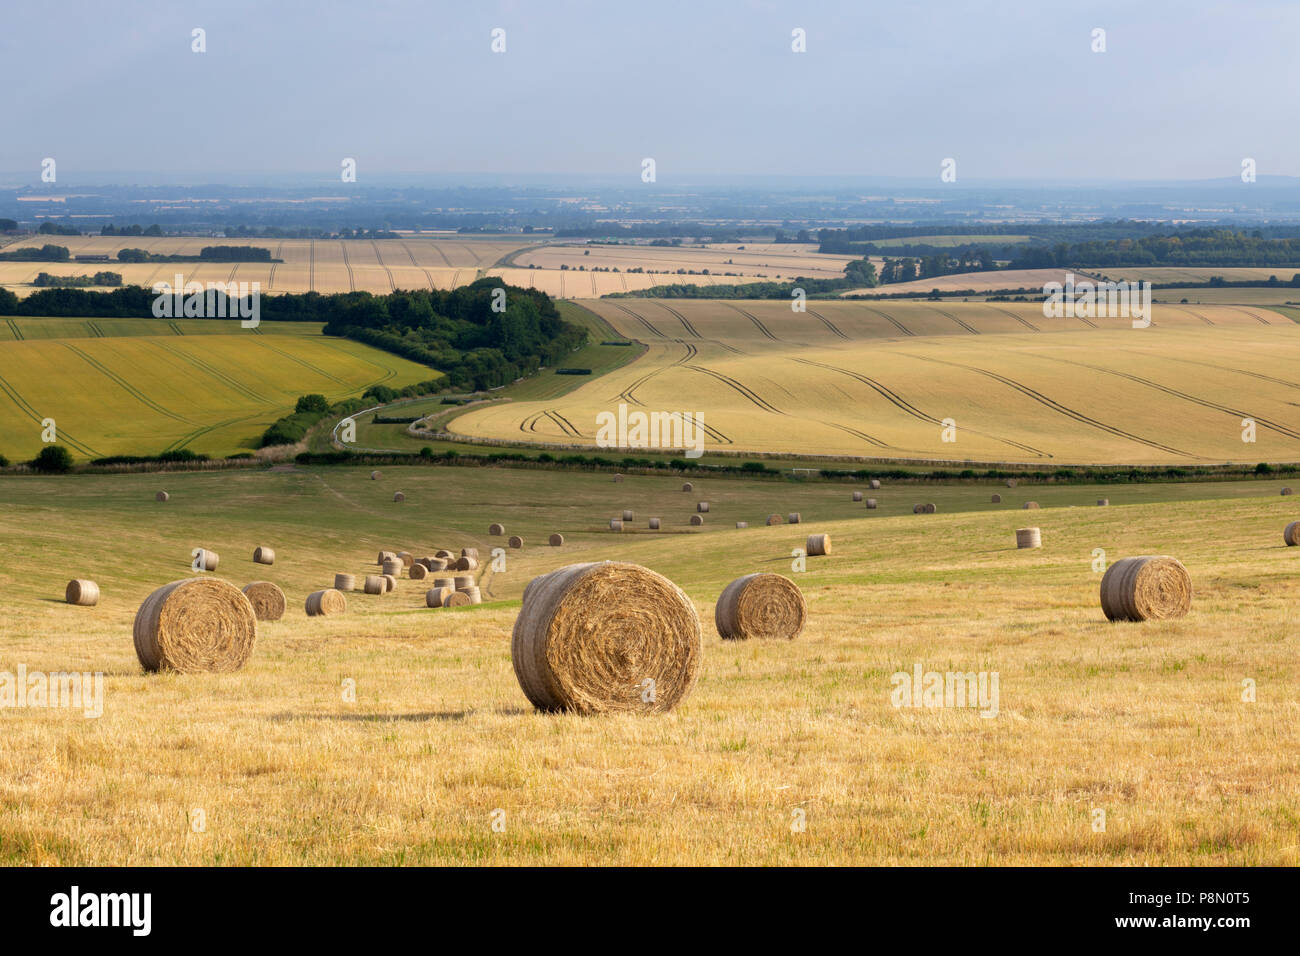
[2,463,1297,864]
[448,298,1300,464]
[513,241,857,281]
[0,320,433,459]
[841,268,1076,296]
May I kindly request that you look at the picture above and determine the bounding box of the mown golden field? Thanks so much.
[1,465,1297,865]
[448,299,1300,464]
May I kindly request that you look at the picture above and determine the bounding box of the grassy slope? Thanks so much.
[1,464,1297,864]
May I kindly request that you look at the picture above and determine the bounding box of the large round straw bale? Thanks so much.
[133,578,256,673]
[690,514,704,526]
[1283,488,1294,496]
[1100,556,1192,622]
[1283,521,1300,546]
[682,482,693,492]
[511,562,701,714]
[456,555,478,571]
[334,573,356,591]
[852,491,863,502]
[549,533,564,546]
[715,573,806,641]
[377,550,396,565]
[252,546,275,566]
[766,513,783,525]
[1097,498,1109,506]
[435,549,454,560]
[432,577,454,590]
[426,586,451,607]
[444,590,473,607]
[65,579,99,607]
[461,547,479,559]
[735,521,748,529]
[241,581,285,621]
[806,533,831,556]
[306,588,346,617]
[364,575,385,595]
[787,512,801,523]
[1016,527,1042,549]
[396,551,413,568]
[508,535,524,549]
[1023,501,1040,510]
[869,479,881,490]
[454,574,475,590]
[923,503,937,514]
[156,491,169,502]
[697,501,710,513]
[489,523,505,536]
[393,492,405,503]
[409,563,428,580]
[912,504,924,514]
[622,510,634,522]
[382,574,396,593]
[193,548,219,571]
[648,518,661,530]
[460,586,482,604]
[382,559,403,576]
[613,473,624,482]
[1005,478,1017,488]
[609,518,624,531]
[370,470,381,480]
[865,498,878,509]
[991,494,1002,503]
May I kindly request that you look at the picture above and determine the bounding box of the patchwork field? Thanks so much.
[512,241,858,281]
[2,464,1297,865]
[841,268,1080,296]
[0,320,434,459]
[448,298,1300,464]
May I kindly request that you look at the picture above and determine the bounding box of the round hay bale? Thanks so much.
[435,549,454,560]
[364,575,385,595]
[456,555,479,571]
[715,573,806,641]
[912,504,924,514]
[1097,498,1109,506]
[444,590,473,607]
[682,482,693,492]
[622,509,634,522]
[409,563,428,580]
[252,546,275,566]
[1015,527,1042,549]
[65,579,99,607]
[414,557,432,570]
[1100,555,1192,622]
[382,574,396,593]
[865,498,878,509]
[697,501,710,513]
[511,561,702,714]
[461,548,480,560]
[549,533,564,546]
[382,559,403,577]
[1283,488,1294,496]
[869,479,881,490]
[852,491,863,502]
[923,503,937,514]
[370,470,381,480]
[1005,478,1017,488]
[489,523,505,536]
[426,586,452,608]
[766,513,784,525]
[1023,501,1040,510]
[508,535,524,549]
[787,512,801,524]
[393,492,405,503]
[991,494,1002,503]
[648,518,661,530]
[460,586,483,604]
[241,581,285,621]
[690,514,704,526]
[306,588,346,617]
[156,491,169,502]
[806,533,831,556]
[735,521,748,529]
[396,551,413,568]
[432,577,454,590]
[194,549,219,571]
[454,574,475,591]
[133,578,256,673]
[377,550,396,565]
[334,573,356,592]
[1286,521,1300,546]
[613,473,624,482]
[609,518,624,531]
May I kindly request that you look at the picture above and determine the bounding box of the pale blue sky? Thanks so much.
[1,0,1296,183]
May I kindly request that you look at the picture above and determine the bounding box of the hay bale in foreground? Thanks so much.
[508,535,524,549]
[865,498,878,509]
[923,503,937,514]
[435,549,454,560]
[613,474,624,482]
[444,590,473,607]
[787,512,801,524]
[766,514,784,525]
[1097,499,1109,506]
[549,533,564,546]
[806,533,831,556]
[461,547,479,560]
[511,561,701,714]
[396,551,414,568]
[252,546,275,566]
[454,574,475,591]
[460,586,483,604]
[370,470,381,480]
[682,482,693,492]
[432,576,454,590]
[1024,501,1040,510]
[193,549,219,571]
[377,550,396,565]
[426,586,452,608]
[648,518,661,530]
[715,573,806,641]
[622,510,634,522]
[991,494,1002,503]
[489,523,505,536]
[912,504,924,514]
[869,479,881,490]
[409,563,428,580]
[1006,479,1017,488]
[1016,528,1041,549]
[1283,488,1294,496]
[382,574,396,593]
[306,589,347,617]
[690,514,704,526]
[393,492,405,503]
[852,491,863,502]
[134,578,256,673]
[456,555,478,571]
[1100,556,1192,622]
[65,579,99,607]
[697,501,710,513]
[364,575,385,595]
[333,573,356,592]
[609,518,624,531]
[735,521,748,529]
[382,559,403,576]
[241,581,285,621]
[156,491,169,502]
[1284,521,1300,546]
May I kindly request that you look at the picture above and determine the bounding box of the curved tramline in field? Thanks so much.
[447,298,1300,464]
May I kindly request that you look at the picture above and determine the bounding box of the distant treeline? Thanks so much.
[1008,229,1300,269]
[117,246,277,263]
[0,244,71,261]
[100,223,164,236]
[33,271,121,287]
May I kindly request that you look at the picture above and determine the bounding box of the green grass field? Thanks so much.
[2,464,1297,864]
